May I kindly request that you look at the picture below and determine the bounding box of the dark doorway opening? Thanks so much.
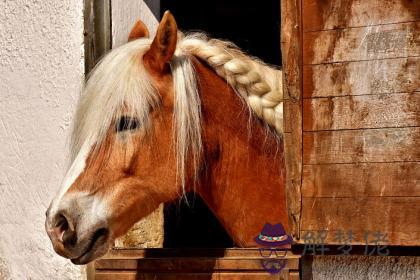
[164,193,235,248]
[161,0,281,66]
[160,0,281,248]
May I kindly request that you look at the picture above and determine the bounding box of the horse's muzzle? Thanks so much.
[45,195,111,264]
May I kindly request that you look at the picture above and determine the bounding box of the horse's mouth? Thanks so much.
[71,228,109,265]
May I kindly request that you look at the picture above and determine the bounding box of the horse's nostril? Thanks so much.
[55,214,69,232]
[51,213,77,246]
[62,228,78,246]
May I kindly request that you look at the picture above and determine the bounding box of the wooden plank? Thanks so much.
[303,92,420,131]
[302,162,420,197]
[303,57,420,98]
[103,248,301,259]
[94,249,301,279]
[95,272,286,280]
[298,230,420,246]
[302,0,420,31]
[300,197,420,245]
[288,271,300,280]
[299,255,313,280]
[95,258,299,271]
[303,22,420,64]
[303,127,420,164]
[281,0,303,239]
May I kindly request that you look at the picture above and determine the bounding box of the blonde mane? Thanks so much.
[70,32,283,190]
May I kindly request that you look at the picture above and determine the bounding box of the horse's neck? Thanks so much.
[193,59,289,247]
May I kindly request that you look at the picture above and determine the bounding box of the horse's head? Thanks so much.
[45,12,201,264]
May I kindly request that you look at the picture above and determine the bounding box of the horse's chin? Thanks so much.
[70,232,111,265]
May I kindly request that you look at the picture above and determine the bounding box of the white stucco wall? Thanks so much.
[0,0,84,279]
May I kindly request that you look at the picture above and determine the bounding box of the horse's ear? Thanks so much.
[144,11,177,73]
[128,20,149,41]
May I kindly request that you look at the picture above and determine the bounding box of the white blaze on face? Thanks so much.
[49,140,94,214]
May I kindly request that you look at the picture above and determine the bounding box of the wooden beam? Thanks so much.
[302,0,420,31]
[84,0,112,74]
[303,57,420,98]
[281,0,303,240]
[301,197,420,245]
[303,127,420,164]
[303,22,420,65]
[303,92,420,131]
[302,162,420,197]
[94,248,301,280]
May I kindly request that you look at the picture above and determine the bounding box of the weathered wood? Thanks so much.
[84,0,112,74]
[295,1,420,248]
[300,255,313,280]
[95,258,299,271]
[303,22,420,64]
[94,249,300,280]
[288,271,300,280]
[300,197,420,245]
[281,0,303,240]
[95,272,289,280]
[302,0,420,31]
[102,248,301,260]
[303,127,420,164]
[298,230,420,246]
[303,57,420,98]
[303,92,420,131]
[302,162,420,197]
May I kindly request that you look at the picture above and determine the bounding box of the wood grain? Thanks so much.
[102,248,299,259]
[84,0,111,74]
[94,272,289,280]
[303,22,420,64]
[303,92,420,131]
[298,230,420,246]
[281,0,303,239]
[302,162,420,197]
[303,127,420,164]
[93,249,300,280]
[300,197,420,245]
[297,1,420,248]
[302,0,420,31]
[303,57,420,98]
[95,258,299,271]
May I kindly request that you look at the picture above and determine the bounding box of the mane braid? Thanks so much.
[70,32,283,195]
[178,33,284,134]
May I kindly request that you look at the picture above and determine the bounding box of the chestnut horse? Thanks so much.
[45,12,287,264]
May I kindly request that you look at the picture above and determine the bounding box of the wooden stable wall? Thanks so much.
[283,0,420,245]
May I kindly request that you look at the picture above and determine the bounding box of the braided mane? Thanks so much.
[179,33,284,134]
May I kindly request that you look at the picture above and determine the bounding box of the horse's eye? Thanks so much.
[116,116,139,132]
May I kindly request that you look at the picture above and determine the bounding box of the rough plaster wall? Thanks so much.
[0,0,84,279]
[313,256,420,280]
[111,0,164,248]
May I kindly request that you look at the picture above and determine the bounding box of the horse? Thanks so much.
[45,11,288,265]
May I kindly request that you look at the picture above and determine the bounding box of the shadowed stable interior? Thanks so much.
[157,0,281,248]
